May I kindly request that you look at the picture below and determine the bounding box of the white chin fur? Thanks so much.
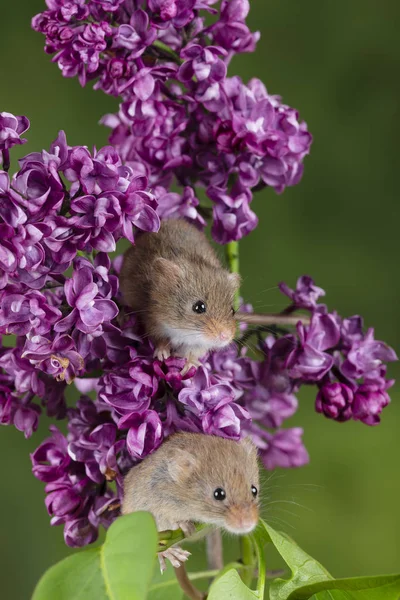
[224,523,257,535]
[162,325,215,352]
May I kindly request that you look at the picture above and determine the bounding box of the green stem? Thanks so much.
[252,536,266,598]
[240,535,256,588]
[149,563,246,593]
[225,240,240,311]
[158,523,208,550]
[152,39,182,64]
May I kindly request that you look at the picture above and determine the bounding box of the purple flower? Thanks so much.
[286,314,340,381]
[340,316,364,351]
[211,3,259,54]
[153,356,195,391]
[31,426,71,483]
[68,421,124,484]
[63,517,98,547]
[12,159,64,220]
[114,177,160,243]
[220,0,250,21]
[316,382,354,422]
[0,381,14,426]
[91,0,125,11]
[352,382,391,426]
[341,328,397,379]
[245,383,298,430]
[0,347,45,396]
[178,367,235,414]
[70,194,120,252]
[22,334,84,384]
[202,397,251,439]
[179,44,227,83]
[162,397,202,436]
[55,266,118,334]
[156,186,206,229]
[0,112,30,151]
[14,402,41,439]
[279,276,326,311]
[252,426,309,470]
[148,0,196,27]
[210,185,258,244]
[0,172,27,227]
[45,476,87,518]
[0,291,61,336]
[98,360,156,416]
[41,377,67,419]
[115,10,156,56]
[64,146,120,196]
[118,410,163,459]
[206,343,255,391]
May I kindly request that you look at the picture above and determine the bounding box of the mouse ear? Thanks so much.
[167,451,197,484]
[227,272,241,290]
[153,258,183,283]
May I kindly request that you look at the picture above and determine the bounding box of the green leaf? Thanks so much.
[288,574,400,599]
[148,563,184,600]
[101,511,157,599]
[208,569,259,600]
[32,512,158,600]
[261,519,333,600]
[32,548,106,600]
[262,520,400,600]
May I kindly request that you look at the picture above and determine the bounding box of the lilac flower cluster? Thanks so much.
[0,119,158,439]
[0,117,396,547]
[0,0,394,552]
[33,0,312,244]
[280,277,397,425]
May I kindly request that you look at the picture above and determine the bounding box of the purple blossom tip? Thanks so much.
[0,112,30,151]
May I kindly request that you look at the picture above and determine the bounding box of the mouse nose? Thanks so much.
[219,331,229,342]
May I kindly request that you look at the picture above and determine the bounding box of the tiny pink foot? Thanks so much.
[158,546,191,573]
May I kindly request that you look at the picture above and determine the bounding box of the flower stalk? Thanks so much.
[226,240,240,311]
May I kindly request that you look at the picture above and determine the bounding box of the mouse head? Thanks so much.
[167,434,260,534]
[151,258,240,351]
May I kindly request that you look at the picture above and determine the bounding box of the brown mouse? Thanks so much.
[121,432,260,570]
[119,219,240,372]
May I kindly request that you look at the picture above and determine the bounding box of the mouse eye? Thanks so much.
[231,306,235,316]
[193,300,206,314]
[251,485,258,498]
[213,487,226,501]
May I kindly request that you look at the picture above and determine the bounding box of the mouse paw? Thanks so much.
[158,546,191,573]
[178,521,196,538]
[154,342,171,362]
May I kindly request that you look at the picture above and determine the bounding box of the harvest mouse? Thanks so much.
[119,219,240,373]
[121,432,260,571]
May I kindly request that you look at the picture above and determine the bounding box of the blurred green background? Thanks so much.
[1,0,399,597]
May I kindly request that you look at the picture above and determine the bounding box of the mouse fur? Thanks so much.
[122,432,260,535]
[119,219,240,367]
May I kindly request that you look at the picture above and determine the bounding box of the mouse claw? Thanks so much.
[154,343,171,362]
[178,521,196,538]
[158,546,191,573]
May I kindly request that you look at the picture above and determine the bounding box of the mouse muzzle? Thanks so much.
[205,319,236,348]
[224,503,259,535]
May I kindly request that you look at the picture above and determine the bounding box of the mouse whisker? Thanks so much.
[262,515,296,531]
[264,499,314,514]
[266,506,302,520]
